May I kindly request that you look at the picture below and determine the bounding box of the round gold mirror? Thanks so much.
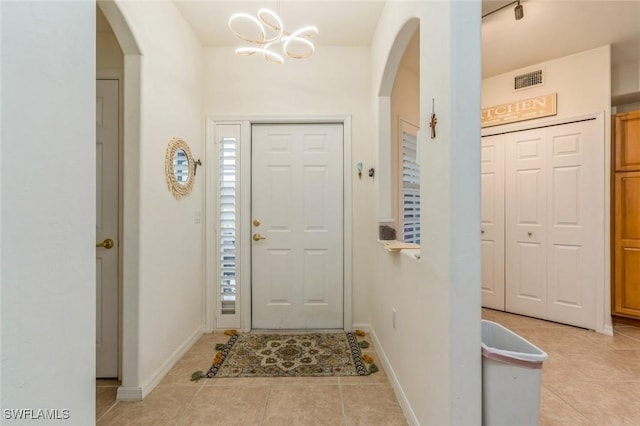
[165,137,195,199]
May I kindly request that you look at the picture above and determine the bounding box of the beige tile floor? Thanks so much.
[97,312,640,425]
[96,332,407,425]
[482,309,640,426]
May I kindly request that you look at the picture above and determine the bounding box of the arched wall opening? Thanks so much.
[97,0,143,399]
[377,18,420,237]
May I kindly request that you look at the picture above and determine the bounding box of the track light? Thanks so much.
[482,0,525,21]
[514,1,524,20]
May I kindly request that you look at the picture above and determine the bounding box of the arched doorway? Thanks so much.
[377,18,419,238]
[97,0,143,400]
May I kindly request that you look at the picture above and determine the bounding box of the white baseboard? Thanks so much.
[116,324,204,401]
[116,386,143,401]
[367,325,419,426]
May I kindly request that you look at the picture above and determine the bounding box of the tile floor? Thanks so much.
[482,309,640,425]
[97,311,640,425]
[96,332,407,425]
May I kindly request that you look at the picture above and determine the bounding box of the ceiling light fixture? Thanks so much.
[228,6,318,63]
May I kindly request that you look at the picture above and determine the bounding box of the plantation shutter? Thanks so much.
[402,131,420,244]
[219,137,237,315]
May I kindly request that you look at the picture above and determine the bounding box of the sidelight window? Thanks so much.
[219,136,237,315]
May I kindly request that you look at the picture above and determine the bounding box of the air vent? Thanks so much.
[514,69,543,90]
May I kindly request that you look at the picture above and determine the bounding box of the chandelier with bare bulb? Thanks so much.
[228,7,318,64]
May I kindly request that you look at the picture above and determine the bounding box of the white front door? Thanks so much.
[481,135,505,310]
[96,79,119,377]
[251,123,344,329]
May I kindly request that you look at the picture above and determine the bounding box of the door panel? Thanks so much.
[96,80,119,377]
[515,242,545,300]
[481,135,505,310]
[551,244,582,306]
[505,131,547,319]
[252,124,344,329]
[614,171,640,317]
[615,111,640,171]
[546,121,599,329]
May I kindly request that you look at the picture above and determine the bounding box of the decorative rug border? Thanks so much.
[345,332,369,376]
[206,333,239,378]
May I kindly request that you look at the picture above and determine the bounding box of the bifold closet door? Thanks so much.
[505,129,548,320]
[504,120,601,329]
[481,135,505,310]
[545,120,600,329]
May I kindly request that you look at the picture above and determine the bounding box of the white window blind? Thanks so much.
[402,130,420,244]
[219,137,237,315]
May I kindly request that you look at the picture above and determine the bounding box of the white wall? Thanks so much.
[612,58,640,113]
[612,59,640,98]
[1,1,96,423]
[370,2,482,424]
[483,46,611,120]
[615,101,640,113]
[113,1,205,397]
[482,45,613,333]
[204,46,375,325]
[97,32,123,70]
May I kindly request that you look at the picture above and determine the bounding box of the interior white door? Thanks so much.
[545,120,600,329]
[251,123,344,329]
[481,135,505,310]
[96,79,119,377]
[505,129,548,319]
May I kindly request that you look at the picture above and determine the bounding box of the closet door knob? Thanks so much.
[528,232,533,237]
[481,230,485,235]
[96,238,115,249]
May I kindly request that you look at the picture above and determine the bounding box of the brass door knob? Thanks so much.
[96,238,115,249]
[252,233,266,241]
[253,219,261,227]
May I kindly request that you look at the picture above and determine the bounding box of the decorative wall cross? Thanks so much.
[429,98,437,139]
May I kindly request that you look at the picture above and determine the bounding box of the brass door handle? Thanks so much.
[252,233,266,241]
[96,238,115,249]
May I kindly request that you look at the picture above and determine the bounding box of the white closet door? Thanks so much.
[481,135,505,310]
[96,79,119,377]
[505,129,548,319]
[546,120,600,329]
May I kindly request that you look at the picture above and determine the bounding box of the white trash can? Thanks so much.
[481,320,548,426]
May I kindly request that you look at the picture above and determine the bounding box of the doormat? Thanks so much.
[201,332,375,378]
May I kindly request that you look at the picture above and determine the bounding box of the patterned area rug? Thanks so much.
[206,332,370,378]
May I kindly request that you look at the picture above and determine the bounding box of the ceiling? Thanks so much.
[108,1,639,79]
[174,0,386,47]
[481,0,640,77]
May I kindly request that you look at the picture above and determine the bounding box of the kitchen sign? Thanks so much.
[481,93,557,128]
